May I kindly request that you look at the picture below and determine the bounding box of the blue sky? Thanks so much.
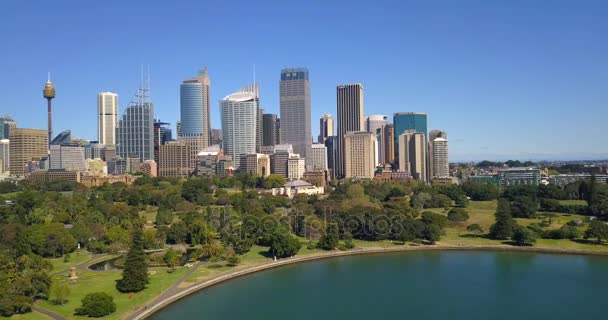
[1,0,607,161]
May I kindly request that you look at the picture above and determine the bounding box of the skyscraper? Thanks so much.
[180,68,210,147]
[398,130,427,182]
[49,144,86,171]
[280,68,311,161]
[0,139,9,174]
[318,114,334,144]
[344,131,376,179]
[365,115,388,134]
[262,113,280,146]
[0,115,16,140]
[153,119,172,164]
[309,143,328,172]
[220,83,259,169]
[336,83,364,178]
[116,82,154,161]
[379,123,395,165]
[393,112,427,164]
[98,92,118,145]
[158,141,191,178]
[9,128,48,176]
[429,130,449,178]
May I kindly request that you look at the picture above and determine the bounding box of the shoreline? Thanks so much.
[127,243,608,320]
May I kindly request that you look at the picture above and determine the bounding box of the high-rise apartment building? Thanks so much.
[9,128,48,176]
[178,135,208,172]
[309,143,328,172]
[280,68,311,161]
[318,114,334,144]
[429,130,449,178]
[180,68,211,147]
[97,92,118,145]
[262,113,280,146]
[158,141,191,178]
[220,83,259,169]
[336,83,364,178]
[398,130,427,182]
[116,85,154,162]
[344,131,376,179]
[49,144,86,171]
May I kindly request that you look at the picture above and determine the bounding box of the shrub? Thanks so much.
[74,292,116,317]
[447,208,470,223]
[466,224,484,234]
[512,225,537,246]
[226,255,241,267]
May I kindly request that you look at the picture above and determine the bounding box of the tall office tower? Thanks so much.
[336,83,364,178]
[153,119,172,164]
[97,92,118,145]
[429,130,448,178]
[280,68,311,161]
[9,128,48,176]
[379,123,395,165]
[43,74,56,149]
[309,143,328,172]
[49,144,86,171]
[393,112,427,163]
[262,113,280,146]
[220,83,259,169]
[318,114,334,143]
[158,141,191,177]
[398,130,427,182]
[0,115,16,140]
[344,131,376,179]
[256,107,263,152]
[116,81,154,161]
[180,68,211,147]
[210,129,222,146]
[324,136,337,179]
[288,155,306,180]
[0,139,9,174]
[365,115,388,134]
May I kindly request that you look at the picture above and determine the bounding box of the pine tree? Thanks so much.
[318,223,339,250]
[116,227,148,293]
[489,199,515,240]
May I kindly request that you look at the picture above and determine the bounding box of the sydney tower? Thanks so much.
[43,74,55,148]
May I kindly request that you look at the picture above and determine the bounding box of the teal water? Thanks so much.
[151,251,608,319]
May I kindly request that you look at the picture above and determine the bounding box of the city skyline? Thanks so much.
[1,1,607,161]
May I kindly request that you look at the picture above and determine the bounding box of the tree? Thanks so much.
[50,283,70,305]
[510,196,538,218]
[466,224,484,234]
[116,228,148,293]
[584,220,608,243]
[155,208,173,226]
[226,255,241,267]
[489,199,514,240]
[447,208,470,223]
[269,231,301,258]
[422,223,442,244]
[318,222,339,250]
[427,194,452,208]
[263,175,285,189]
[163,249,180,269]
[411,192,432,209]
[196,243,224,260]
[74,292,116,317]
[512,225,537,246]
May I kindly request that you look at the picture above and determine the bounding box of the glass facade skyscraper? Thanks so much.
[179,68,210,147]
[280,67,311,164]
[220,83,259,169]
[116,86,154,162]
[393,112,427,165]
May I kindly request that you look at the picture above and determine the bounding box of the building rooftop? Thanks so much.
[283,180,313,188]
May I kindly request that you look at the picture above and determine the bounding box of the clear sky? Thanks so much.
[1,0,607,161]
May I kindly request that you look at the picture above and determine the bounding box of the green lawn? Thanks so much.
[558,200,588,206]
[39,267,188,320]
[48,251,92,274]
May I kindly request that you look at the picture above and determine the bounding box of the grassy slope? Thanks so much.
[48,251,92,274]
[38,267,188,320]
[8,312,50,320]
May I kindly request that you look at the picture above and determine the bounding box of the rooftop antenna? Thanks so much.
[253,64,256,84]
[47,71,51,82]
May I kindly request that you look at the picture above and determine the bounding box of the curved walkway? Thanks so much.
[127,243,608,320]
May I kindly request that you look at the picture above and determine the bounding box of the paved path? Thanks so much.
[124,262,202,320]
[32,305,66,320]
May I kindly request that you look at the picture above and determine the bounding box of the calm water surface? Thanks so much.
[151,251,608,319]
